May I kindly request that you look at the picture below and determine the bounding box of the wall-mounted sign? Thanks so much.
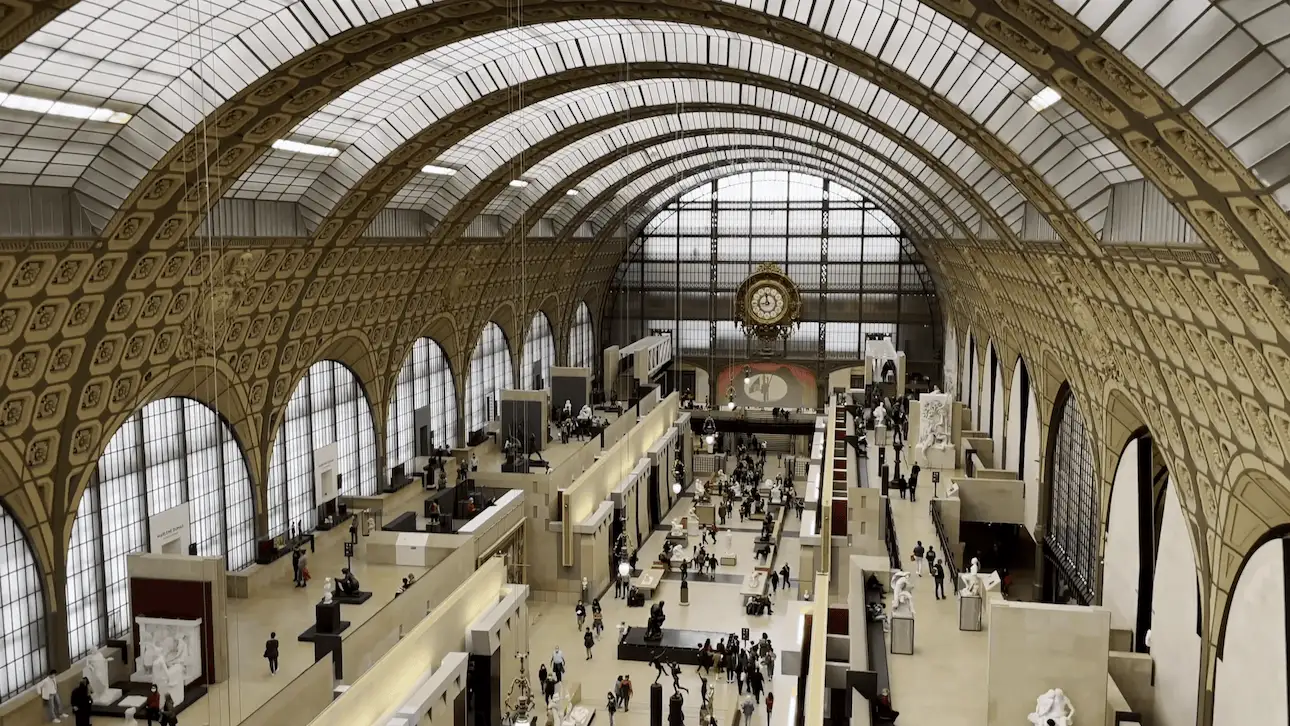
[149,502,191,555]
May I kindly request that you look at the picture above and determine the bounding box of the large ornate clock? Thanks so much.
[734,262,803,342]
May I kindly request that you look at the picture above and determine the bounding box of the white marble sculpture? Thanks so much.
[1028,688,1075,726]
[132,617,202,707]
[874,402,887,428]
[85,651,122,705]
[123,706,138,726]
[578,404,593,421]
[890,571,915,616]
[669,518,685,538]
[969,557,980,575]
[322,577,335,605]
[915,392,954,467]
[563,400,572,417]
[959,569,1001,598]
[946,481,960,498]
[723,530,734,554]
[695,478,706,498]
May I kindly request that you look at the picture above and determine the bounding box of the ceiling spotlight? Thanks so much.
[1028,87,1062,112]
[0,92,131,124]
[566,189,580,196]
[271,139,340,157]
[421,164,457,176]
[509,179,530,188]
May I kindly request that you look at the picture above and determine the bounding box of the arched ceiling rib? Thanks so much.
[315,64,1025,249]
[392,89,980,231]
[548,134,948,238]
[419,112,969,236]
[215,25,1056,234]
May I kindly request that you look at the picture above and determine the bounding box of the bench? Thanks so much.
[740,570,769,603]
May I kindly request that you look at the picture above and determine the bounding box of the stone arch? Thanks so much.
[1042,381,1101,605]
[982,338,1006,455]
[1006,354,1042,537]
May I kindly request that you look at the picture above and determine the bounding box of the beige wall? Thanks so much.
[956,477,1026,525]
[241,658,335,726]
[312,559,508,726]
[987,601,1110,726]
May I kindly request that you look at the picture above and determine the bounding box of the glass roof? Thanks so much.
[565,149,941,241]
[222,21,1122,233]
[0,11,1138,231]
[1053,0,1290,207]
[379,101,978,234]
[514,128,954,236]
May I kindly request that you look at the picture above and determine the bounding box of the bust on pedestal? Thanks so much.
[1028,688,1075,726]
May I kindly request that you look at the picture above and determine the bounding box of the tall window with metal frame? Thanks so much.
[388,337,459,467]
[0,506,47,700]
[622,171,935,360]
[522,313,557,390]
[66,397,255,662]
[569,302,595,369]
[467,322,514,434]
[267,361,378,537]
[1047,388,1100,604]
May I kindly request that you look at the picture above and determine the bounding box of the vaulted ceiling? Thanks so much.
[0,1,1288,712]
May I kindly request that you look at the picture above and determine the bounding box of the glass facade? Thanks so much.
[521,313,556,390]
[467,323,514,434]
[0,508,46,701]
[267,361,378,537]
[1047,389,1100,604]
[569,302,595,370]
[618,171,936,361]
[388,338,459,466]
[66,397,254,661]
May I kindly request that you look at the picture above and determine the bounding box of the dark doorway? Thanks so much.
[648,464,661,529]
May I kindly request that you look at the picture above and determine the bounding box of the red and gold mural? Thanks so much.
[716,362,817,408]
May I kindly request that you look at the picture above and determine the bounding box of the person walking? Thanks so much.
[769,570,779,594]
[740,693,756,724]
[592,605,604,638]
[296,549,310,587]
[543,678,556,706]
[932,561,946,600]
[913,541,925,576]
[70,678,91,726]
[763,648,776,678]
[748,665,765,704]
[575,600,586,630]
[605,691,617,725]
[551,647,566,682]
[735,649,747,692]
[780,563,790,588]
[144,685,160,726]
[620,675,633,711]
[908,464,920,502]
[159,694,178,726]
[765,692,775,721]
[291,547,301,586]
[38,669,67,723]
[538,664,550,700]
[264,632,280,675]
[925,546,938,575]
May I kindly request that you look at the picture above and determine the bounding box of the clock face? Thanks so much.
[749,284,787,323]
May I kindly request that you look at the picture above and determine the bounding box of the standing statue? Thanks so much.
[1028,688,1075,726]
[85,651,115,704]
[668,662,687,697]
[322,577,335,605]
[890,571,915,617]
[651,652,667,684]
[874,402,887,428]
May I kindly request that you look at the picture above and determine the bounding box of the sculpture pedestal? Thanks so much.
[649,683,663,726]
[667,693,685,726]
[299,601,350,642]
[720,554,737,566]
[679,581,689,606]
[874,424,889,447]
[890,614,914,655]
[920,446,955,471]
[959,594,983,631]
[92,687,123,706]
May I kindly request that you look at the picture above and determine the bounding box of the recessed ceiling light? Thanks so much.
[271,139,340,157]
[566,189,580,196]
[0,92,131,124]
[421,164,457,176]
[1028,87,1061,112]
[509,179,530,188]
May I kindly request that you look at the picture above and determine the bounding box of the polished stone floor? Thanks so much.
[525,456,806,726]
[882,439,989,726]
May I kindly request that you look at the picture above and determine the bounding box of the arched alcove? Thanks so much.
[943,323,959,400]
[388,337,459,469]
[267,360,378,537]
[0,502,48,700]
[467,322,515,435]
[1043,383,1099,605]
[67,396,255,661]
[569,301,595,370]
[963,330,978,421]
[1004,356,1040,537]
[983,339,1005,456]
[521,312,557,390]
[1213,532,1288,726]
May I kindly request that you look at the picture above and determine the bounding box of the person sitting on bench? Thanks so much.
[338,567,361,596]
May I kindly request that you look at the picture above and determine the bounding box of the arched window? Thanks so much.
[467,323,513,434]
[389,338,459,466]
[0,506,47,700]
[268,361,377,537]
[1047,387,1100,604]
[569,302,595,369]
[521,313,556,390]
[67,397,254,661]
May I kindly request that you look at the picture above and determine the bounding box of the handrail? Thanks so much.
[929,501,959,586]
